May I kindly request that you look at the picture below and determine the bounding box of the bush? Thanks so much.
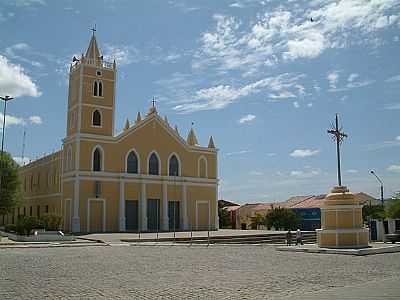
[4,224,17,233]
[16,215,40,236]
[40,214,62,231]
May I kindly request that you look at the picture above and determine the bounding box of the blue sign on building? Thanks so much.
[292,208,321,231]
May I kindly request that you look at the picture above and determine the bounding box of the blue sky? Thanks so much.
[0,0,399,203]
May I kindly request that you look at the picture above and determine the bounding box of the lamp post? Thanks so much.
[1,95,14,156]
[370,170,384,206]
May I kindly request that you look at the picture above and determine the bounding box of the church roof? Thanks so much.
[85,34,101,60]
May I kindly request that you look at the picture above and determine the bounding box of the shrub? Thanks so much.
[16,215,40,236]
[4,224,17,233]
[40,214,62,231]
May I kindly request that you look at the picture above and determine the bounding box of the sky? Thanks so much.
[0,0,399,203]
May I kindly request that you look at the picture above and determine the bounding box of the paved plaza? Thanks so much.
[1,244,400,299]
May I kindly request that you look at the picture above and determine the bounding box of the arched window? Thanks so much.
[169,154,179,176]
[98,81,103,97]
[126,151,138,174]
[199,156,207,178]
[93,147,102,172]
[92,110,101,126]
[93,81,98,96]
[148,152,159,175]
[67,146,73,171]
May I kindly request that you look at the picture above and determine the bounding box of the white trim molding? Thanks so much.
[87,198,106,233]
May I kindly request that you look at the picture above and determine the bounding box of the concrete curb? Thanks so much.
[276,244,400,256]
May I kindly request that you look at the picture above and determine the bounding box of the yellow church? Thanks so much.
[8,33,219,233]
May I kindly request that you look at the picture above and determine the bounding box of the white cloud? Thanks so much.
[387,165,400,173]
[327,71,339,89]
[239,114,256,124]
[230,3,244,8]
[384,103,400,110]
[290,169,320,179]
[0,113,43,128]
[14,0,46,7]
[103,45,138,66]
[386,75,400,82]
[269,91,296,99]
[267,152,276,157]
[307,103,313,107]
[226,150,251,156]
[194,1,399,74]
[290,149,320,158]
[348,73,359,82]
[0,112,25,127]
[396,136,400,141]
[293,101,299,108]
[346,169,359,174]
[29,115,42,124]
[13,156,30,166]
[284,31,326,60]
[0,55,41,97]
[173,73,305,113]
[249,170,263,176]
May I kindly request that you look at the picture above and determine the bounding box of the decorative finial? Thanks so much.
[175,125,179,134]
[164,115,169,124]
[136,112,142,123]
[208,136,215,149]
[187,127,199,146]
[124,118,130,131]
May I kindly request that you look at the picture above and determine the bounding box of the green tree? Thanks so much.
[250,213,265,230]
[362,205,386,221]
[0,152,21,216]
[264,206,301,231]
[218,206,231,229]
[387,192,400,219]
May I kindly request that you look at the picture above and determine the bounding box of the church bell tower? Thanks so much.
[66,31,116,138]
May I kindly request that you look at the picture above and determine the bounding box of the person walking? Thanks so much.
[286,230,292,246]
[296,229,303,245]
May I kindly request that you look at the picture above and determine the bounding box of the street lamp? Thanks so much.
[1,95,14,156]
[370,170,384,206]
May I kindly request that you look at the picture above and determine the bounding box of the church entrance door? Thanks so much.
[168,201,180,231]
[125,200,139,231]
[147,199,160,231]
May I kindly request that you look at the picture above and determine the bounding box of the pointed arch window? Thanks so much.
[148,153,159,175]
[92,110,101,126]
[199,157,207,178]
[93,147,102,172]
[93,81,98,96]
[169,154,180,176]
[126,151,138,174]
[98,81,103,97]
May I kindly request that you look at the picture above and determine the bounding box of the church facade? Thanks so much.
[6,34,219,233]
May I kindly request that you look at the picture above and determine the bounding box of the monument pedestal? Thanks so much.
[317,186,369,249]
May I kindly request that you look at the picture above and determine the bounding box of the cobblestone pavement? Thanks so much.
[1,245,400,299]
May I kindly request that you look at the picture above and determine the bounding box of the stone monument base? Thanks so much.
[317,186,369,249]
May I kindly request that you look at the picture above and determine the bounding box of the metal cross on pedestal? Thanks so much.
[152,97,156,108]
[327,114,348,186]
